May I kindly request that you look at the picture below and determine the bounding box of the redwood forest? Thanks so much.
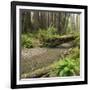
[20,10,80,78]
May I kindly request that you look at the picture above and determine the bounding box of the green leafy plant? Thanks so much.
[49,47,80,77]
[49,58,80,77]
[21,34,34,48]
[37,26,57,40]
[21,34,41,48]
[36,26,60,47]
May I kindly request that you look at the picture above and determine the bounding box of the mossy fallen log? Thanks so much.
[43,35,77,47]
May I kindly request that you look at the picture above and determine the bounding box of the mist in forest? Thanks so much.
[20,9,80,79]
[20,10,80,34]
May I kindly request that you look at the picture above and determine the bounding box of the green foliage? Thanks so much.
[49,47,80,77]
[21,34,40,48]
[36,26,60,47]
[37,26,57,40]
[21,46,80,78]
[21,34,34,48]
[21,26,57,48]
[47,25,57,35]
[50,58,80,77]
[66,31,80,48]
[21,26,80,48]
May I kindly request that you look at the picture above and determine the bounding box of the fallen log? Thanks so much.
[21,65,53,78]
[44,35,77,47]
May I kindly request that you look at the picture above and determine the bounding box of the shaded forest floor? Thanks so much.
[21,28,80,78]
[21,42,75,78]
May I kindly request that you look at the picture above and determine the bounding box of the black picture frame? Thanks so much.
[11,1,88,89]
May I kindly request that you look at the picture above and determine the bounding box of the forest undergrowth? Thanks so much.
[21,26,80,78]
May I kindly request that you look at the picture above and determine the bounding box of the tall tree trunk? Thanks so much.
[32,11,39,31]
[22,11,31,33]
[56,12,60,33]
[76,14,80,31]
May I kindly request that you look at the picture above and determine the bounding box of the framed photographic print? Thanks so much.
[11,1,88,89]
